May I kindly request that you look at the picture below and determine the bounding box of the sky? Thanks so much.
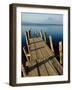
[21,12,63,25]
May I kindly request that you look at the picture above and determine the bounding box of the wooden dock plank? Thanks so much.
[34,39,48,76]
[38,64,48,76]
[42,44,61,75]
[34,38,58,75]
[35,43,44,60]
[28,53,38,76]
[26,38,39,76]
[30,51,37,63]
[50,58,63,75]
[29,38,34,44]
[48,60,58,74]
[40,47,48,59]
[44,44,63,74]
[29,37,42,44]
[33,37,42,42]
[45,44,54,56]
[45,62,58,75]
[29,43,35,51]
[40,47,58,75]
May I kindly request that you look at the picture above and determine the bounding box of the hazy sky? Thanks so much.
[21,12,63,24]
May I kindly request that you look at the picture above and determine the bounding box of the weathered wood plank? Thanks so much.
[40,47,49,59]
[34,39,48,76]
[28,41,39,76]
[29,43,44,51]
[50,58,63,75]
[44,44,63,74]
[35,39,58,75]
[45,44,54,56]
[48,60,58,74]
[23,42,39,76]
[28,56,38,76]
[40,47,58,75]
[38,41,45,48]
[39,42,58,75]
[30,51,37,63]
[33,37,42,42]
[29,38,34,44]
[35,42,44,60]
[29,43,35,51]
[45,62,58,75]
[38,64,48,76]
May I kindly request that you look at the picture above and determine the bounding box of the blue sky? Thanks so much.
[21,12,63,24]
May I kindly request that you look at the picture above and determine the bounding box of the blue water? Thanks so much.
[22,24,63,44]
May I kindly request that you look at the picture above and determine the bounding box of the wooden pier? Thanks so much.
[22,31,63,77]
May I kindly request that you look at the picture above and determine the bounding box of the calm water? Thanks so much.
[21,24,63,58]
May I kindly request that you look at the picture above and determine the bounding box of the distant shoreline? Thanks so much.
[22,23,63,26]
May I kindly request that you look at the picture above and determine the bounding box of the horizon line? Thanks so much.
[22,23,63,26]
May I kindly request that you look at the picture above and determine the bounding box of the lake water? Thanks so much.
[21,24,63,58]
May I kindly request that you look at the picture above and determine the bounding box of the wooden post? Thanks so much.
[25,31,28,45]
[29,29,31,38]
[49,35,54,53]
[44,32,46,43]
[59,41,62,64]
[27,31,30,41]
[40,31,42,39]
[25,31,30,53]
